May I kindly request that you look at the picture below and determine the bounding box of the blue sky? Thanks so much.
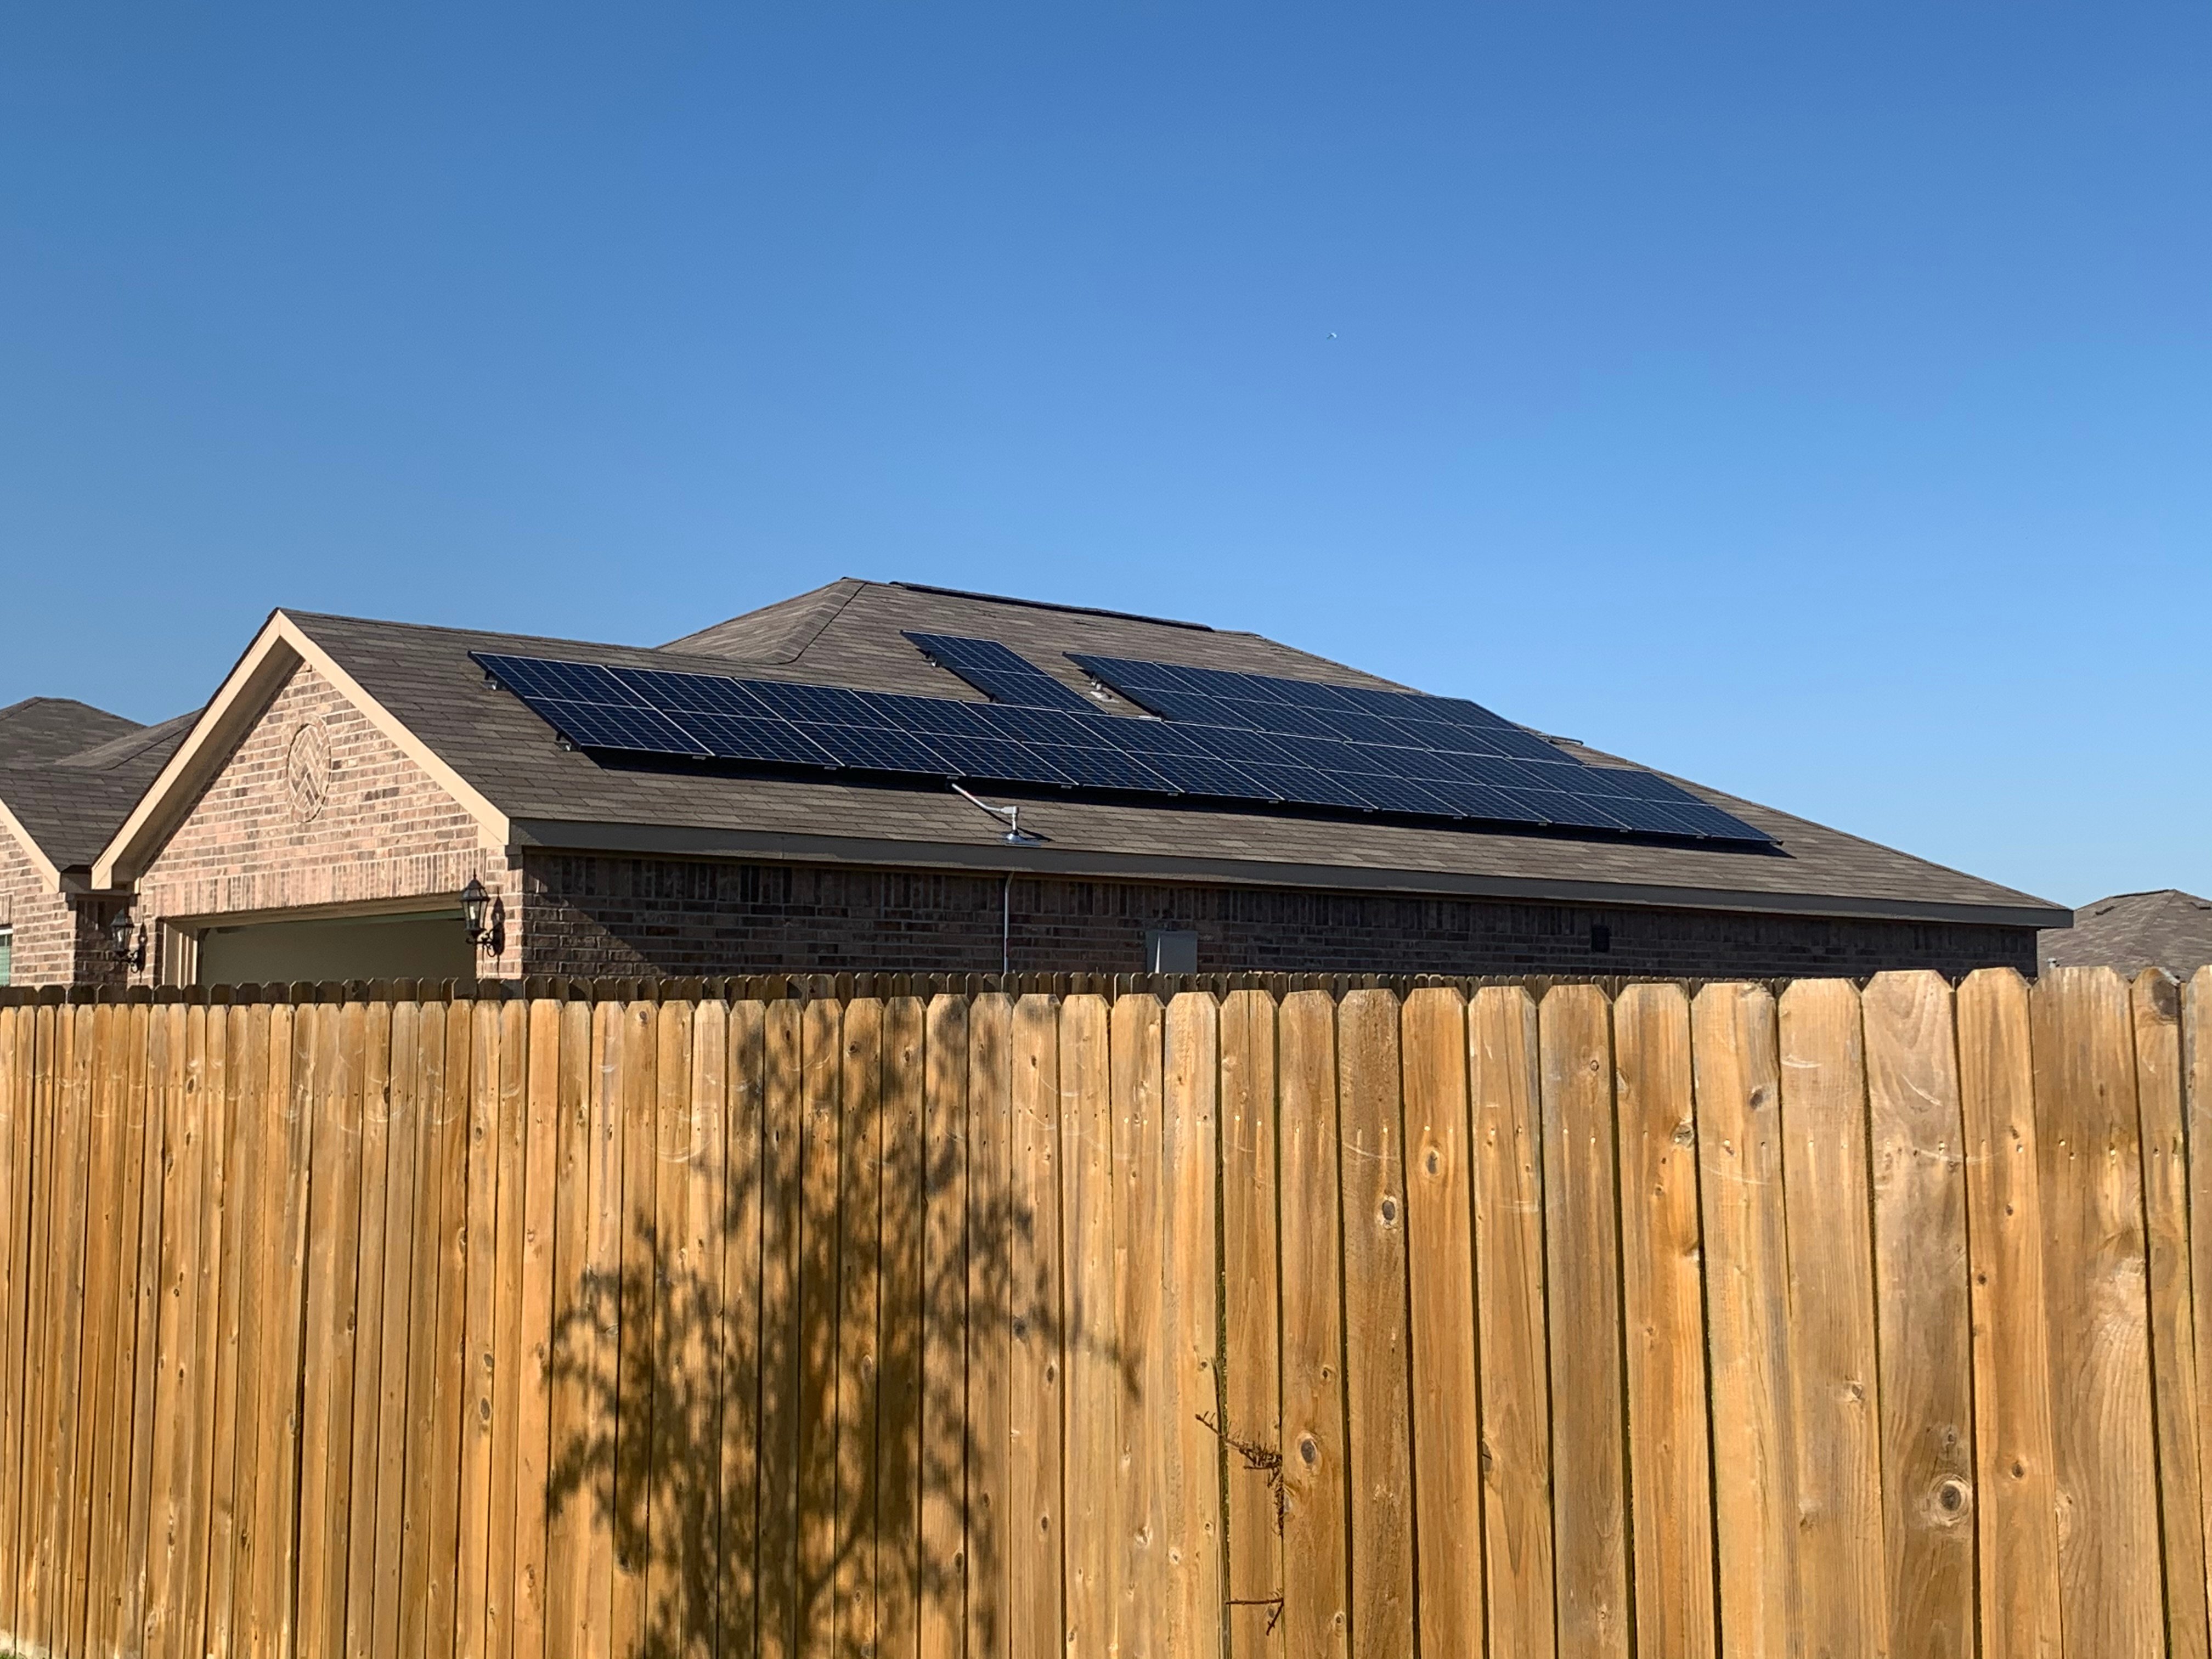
[3,3,2205,909]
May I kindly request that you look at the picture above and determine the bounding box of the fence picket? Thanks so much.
[1008,994,1064,1659]
[1471,984,1555,1659]
[834,998,884,1659]
[1165,992,1223,1658]
[1692,983,1797,1658]
[1864,972,1976,1659]
[917,994,969,1659]
[1539,983,1630,1659]
[1774,978,1886,1654]
[2033,968,2163,1654]
[2130,968,2211,1658]
[2192,968,2212,1652]
[1612,983,1716,1659]
[1402,988,1485,1658]
[1058,992,1114,1657]
[1338,988,1415,1658]
[1219,988,1286,1657]
[877,995,928,1658]
[1277,990,1350,1657]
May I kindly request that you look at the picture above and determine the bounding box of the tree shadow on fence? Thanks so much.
[541,997,1080,1659]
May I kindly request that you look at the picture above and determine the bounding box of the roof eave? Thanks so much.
[507,815,2073,932]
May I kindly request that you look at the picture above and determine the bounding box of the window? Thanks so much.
[1144,928,1198,974]
[0,925,12,986]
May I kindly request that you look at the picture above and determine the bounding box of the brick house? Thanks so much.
[67,579,2061,988]
[0,698,195,986]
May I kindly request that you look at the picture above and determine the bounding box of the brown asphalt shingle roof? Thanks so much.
[1,708,196,869]
[2039,890,2212,977]
[0,697,140,766]
[283,580,2066,928]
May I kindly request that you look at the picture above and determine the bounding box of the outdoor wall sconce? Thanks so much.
[461,878,494,950]
[108,906,146,972]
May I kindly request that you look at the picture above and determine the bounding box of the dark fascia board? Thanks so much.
[509,816,2074,932]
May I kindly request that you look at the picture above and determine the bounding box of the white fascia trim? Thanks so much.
[0,796,62,889]
[92,611,511,889]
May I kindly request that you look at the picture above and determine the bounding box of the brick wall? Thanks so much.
[0,825,119,988]
[519,853,2040,980]
[131,661,517,984]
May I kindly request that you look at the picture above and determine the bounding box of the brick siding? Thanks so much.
[0,824,119,988]
[129,661,517,984]
[518,853,2039,981]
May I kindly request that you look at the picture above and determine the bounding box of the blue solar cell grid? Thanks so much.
[904,632,1098,712]
[472,645,1774,845]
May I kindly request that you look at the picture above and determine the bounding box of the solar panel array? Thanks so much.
[902,632,1097,711]
[471,639,1773,845]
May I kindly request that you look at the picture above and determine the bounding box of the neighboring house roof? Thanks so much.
[0,697,142,765]
[0,708,196,879]
[2038,890,2212,978]
[96,582,2070,929]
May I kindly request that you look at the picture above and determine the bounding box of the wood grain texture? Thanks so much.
[1008,994,1064,1659]
[1539,984,1630,1659]
[1774,977,1886,1659]
[1691,983,1797,1659]
[833,1000,884,1659]
[1337,988,1415,1659]
[795,997,843,1659]
[1111,994,1167,1659]
[2033,968,2163,1657]
[876,996,928,1659]
[1401,989,1485,1659]
[1218,988,1285,1657]
[1612,984,1716,1659]
[2130,968,2210,1659]
[342,1002,394,1659]
[2191,968,2212,1659]
[486,999,530,1659]
[1058,992,1116,1658]
[1163,992,1223,1659]
[456,1001,505,1659]
[1955,970,2061,1659]
[1277,990,1350,1658]
[918,994,969,1659]
[1471,985,1556,1659]
[719,1000,768,1659]
[0,1009,27,1641]
[509,999,562,1659]
[369,999,423,1659]
[758,998,806,1659]
[1864,973,1976,1659]
[966,992,1013,1659]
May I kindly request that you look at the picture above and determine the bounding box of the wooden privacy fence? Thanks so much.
[0,967,2207,1659]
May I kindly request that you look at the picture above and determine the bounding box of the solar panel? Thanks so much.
[472,646,1775,845]
[904,632,1099,712]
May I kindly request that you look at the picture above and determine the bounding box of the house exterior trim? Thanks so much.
[507,815,2073,932]
[0,798,61,889]
[94,611,511,889]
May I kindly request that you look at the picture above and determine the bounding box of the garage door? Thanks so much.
[196,910,476,985]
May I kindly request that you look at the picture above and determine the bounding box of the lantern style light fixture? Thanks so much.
[461,878,493,949]
[108,906,146,971]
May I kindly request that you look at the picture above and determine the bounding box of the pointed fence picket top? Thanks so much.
[0,967,2206,1657]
